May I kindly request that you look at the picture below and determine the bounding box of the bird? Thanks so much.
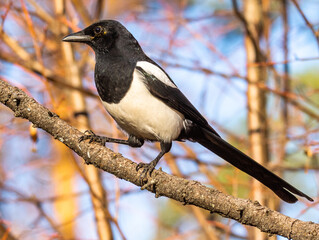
[62,20,313,204]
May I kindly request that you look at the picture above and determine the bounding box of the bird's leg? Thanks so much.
[136,142,172,182]
[79,130,144,147]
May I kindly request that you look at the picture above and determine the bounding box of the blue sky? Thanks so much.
[1,1,319,239]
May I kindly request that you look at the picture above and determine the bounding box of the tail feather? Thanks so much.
[190,127,313,203]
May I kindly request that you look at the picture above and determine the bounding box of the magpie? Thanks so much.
[63,20,313,203]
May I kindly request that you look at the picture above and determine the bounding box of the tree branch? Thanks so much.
[0,78,318,240]
[290,0,319,49]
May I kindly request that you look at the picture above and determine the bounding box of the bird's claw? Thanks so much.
[136,162,156,184]
[79,130,106,146]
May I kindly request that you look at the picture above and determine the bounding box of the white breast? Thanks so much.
[101,69,184,142]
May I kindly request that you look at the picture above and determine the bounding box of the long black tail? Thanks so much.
[190,127,313,203]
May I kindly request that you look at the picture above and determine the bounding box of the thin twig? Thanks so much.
[291,0,319,49]
[0,78,318,240]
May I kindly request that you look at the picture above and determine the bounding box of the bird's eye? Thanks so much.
[94,26,102,34]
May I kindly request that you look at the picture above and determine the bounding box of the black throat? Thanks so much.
[93,34,146,104]
[95,52,135,104]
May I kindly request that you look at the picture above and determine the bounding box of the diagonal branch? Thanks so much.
[0,78,318,240]
[290,0,319,49]
[231,0,266,62]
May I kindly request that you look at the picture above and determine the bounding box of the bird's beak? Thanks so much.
[62,31,92,42]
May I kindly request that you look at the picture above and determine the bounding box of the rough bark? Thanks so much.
[0,79,318,240]
[54,0,113,238]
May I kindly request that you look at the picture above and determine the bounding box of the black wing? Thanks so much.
[136,62,314,202]
[135,64,220,137]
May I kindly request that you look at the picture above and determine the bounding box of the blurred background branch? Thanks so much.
[1,77,319,239]
[0,0,318,239]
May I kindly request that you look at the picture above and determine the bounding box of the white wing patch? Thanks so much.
[136,61,177,88]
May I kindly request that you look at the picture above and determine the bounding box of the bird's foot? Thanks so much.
[136,162,157,184]
[79,130,106,146]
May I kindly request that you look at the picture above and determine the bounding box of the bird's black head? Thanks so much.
[62,20,142,55]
